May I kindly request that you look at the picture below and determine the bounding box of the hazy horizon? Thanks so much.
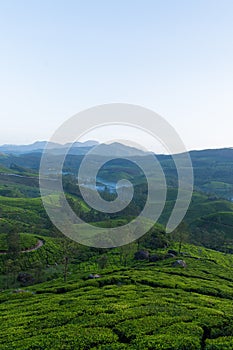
[0,138,232,155]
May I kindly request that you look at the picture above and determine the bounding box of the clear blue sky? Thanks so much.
[0,0,233,151]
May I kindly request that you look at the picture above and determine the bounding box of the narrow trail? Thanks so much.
[21,239,44,253]
[0,239,44,255]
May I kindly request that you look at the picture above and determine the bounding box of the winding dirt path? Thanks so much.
[21,239,44,253]
[0,239,44,255]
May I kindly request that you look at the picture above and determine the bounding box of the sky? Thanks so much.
[0,0,233,152]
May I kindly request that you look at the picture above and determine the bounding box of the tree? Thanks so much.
[3,258,20,289]
[33,261,44,283]
[119,242,137,267]
[138,224,168,250]
[169,222,190,254]
[61,238,80,282]
[97,255,108,269]
[7,229,20,256]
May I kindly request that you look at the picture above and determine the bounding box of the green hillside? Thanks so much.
[0,149,233,349]
[1,244,233,349]
[0,183,233,251]
[0,234,64,274]
[0,233,38,251]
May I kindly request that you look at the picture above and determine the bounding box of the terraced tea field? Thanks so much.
[1,245,233,349]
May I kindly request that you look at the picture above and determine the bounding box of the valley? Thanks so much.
[0,144,233,349]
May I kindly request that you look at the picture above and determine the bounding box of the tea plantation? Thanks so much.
[1,244,233,349]
[1,161,233,349]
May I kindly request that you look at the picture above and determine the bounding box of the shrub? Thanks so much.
[205,336,233,349]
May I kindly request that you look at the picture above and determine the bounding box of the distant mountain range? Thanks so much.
[1,142,233,199]
[0,140,99,154]
[0,141,151,157]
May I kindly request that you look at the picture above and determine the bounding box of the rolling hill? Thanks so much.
[0,144,233,349]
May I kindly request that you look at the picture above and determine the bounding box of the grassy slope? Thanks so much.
[0,159,233,248]
[157,191,233,250]
[0,235,63,273]
[0,233,38,251]
[1,245,233,349]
